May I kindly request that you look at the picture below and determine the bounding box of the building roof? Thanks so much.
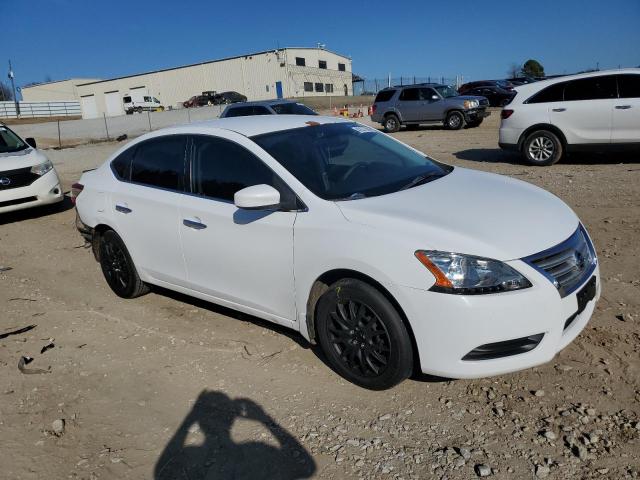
[76,47,352,87]
[21,78,101,89]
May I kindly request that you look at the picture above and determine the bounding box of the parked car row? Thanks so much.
[183,91,247,108]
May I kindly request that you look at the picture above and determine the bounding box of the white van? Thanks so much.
[123,93,164,114]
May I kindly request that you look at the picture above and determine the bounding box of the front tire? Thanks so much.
[523,130,563,166]
[444,111,464,130]
[383,114,401,133]
[465,119,483,128]
[99,230,149,299]
[315,279,413,390]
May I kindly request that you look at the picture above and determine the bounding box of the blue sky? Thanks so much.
[4,0,640,88]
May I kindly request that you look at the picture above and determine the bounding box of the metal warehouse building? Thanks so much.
[66,47,353,119]
[20,78,100,102]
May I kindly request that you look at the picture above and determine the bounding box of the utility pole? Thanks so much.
[8,60,20,116]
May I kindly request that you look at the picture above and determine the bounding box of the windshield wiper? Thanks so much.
[399,173,440,191]
[334,192,367,201]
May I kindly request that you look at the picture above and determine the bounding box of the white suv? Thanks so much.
[499,69,640,165]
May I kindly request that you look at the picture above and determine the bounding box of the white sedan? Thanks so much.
[74,115,600,389]
[0,124,63,213]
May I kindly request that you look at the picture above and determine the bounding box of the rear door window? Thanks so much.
[563,76,617,101]
[398,88,420,101]
[617,74,640,98]
[224,106,253,117]
[526,82,565,103]
[130,135,187,191]
[374,90,395,102]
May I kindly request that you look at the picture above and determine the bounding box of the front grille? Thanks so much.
[523,225,597,298]
[462,333,544,361]
[0,167,39,190]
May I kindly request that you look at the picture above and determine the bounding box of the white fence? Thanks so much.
[0,101,81,119]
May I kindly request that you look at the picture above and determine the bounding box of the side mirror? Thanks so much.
[25,137,37,148]
[234,184,280,210]
[431,95,439,101]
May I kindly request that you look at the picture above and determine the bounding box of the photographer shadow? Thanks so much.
[154,391,316,480]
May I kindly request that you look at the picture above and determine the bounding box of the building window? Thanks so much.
[295,57,306,67]
[304,82,313,92]
[319,60,327,69]
[315,83,324,92]
[338,63,346,71]
[325,84,334,93]
[266,85,269,92]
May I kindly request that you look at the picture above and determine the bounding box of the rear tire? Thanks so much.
[315,279,413,390]
[99,230,149,299]
[522,130,563,166]
[444,111,464,130]
[383,114,400,133]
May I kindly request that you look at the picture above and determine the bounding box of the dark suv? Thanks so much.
[371,84,490,132]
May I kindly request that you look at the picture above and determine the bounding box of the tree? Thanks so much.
[0,80,13,101]
[507,63,521,79]
[522,59,545,78]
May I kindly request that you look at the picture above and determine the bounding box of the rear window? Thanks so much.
[374,90,395,102]
[618,74,640,98]
[526,82,565,103]
[271,103,317,115]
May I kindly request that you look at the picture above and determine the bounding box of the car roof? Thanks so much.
[158,115,352,138]
[514,68,640,95]
[385,83,445,89]
[226,99,299,108]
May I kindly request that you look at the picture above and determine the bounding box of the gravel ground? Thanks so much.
[0,112,638,479]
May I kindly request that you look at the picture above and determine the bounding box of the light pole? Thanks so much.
[8,60,20,116]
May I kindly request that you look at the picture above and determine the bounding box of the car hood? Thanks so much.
[0,148,48,171]
[335,167,579,261]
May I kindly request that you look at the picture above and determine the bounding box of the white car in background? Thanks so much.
[74,115,600,389]
[500,68,640,165]
[0,124,63,213]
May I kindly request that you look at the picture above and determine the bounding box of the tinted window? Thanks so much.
[338,63,346,72]
[191,136,277,202]
[130,136,187,190]
[295,57,305,66]
[111,146,136,180]
[399,88,420,101]
[252,106,272,115]
[564,76,617,101]
[618,74,640,98]
[527,82,565,103]
[304,82,313,92]
[271,103,317,115]
[374,90,395,102]
[224,106,253,117]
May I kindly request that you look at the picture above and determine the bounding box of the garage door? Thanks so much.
[80,95,98,119]
[105,91,122,117]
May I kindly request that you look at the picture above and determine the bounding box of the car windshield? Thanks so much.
[270,103,317,115]
[0,126,28,154]
[434,85,458,98]
[252,122,452,200]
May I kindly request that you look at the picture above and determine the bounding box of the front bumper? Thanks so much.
[464,108,490,122]
[0,169,64,214]
[396,263,600,379]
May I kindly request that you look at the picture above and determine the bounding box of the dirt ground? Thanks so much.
[1,112,638,480]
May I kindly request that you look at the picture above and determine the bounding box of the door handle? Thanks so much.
[552,108,566,112]
[615,105,632,110]
[183,217,207,230]
[115,204,132,214]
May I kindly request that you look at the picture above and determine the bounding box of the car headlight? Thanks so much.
[30,160,53,176]
[415,250,531,294]
[463,100,479,109]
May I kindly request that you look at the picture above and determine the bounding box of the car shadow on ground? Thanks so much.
[455,148,640,166]
[0,195,74,226]
[154,390,316,480]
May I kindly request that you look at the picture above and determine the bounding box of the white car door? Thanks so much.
[110,135,188,285]
[612,74,640,143]
[549,75,617,144]
[179,134,298,325]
